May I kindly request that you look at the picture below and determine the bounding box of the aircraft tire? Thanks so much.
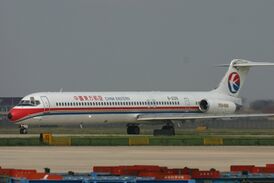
[154,126,175,136]
[133,126,140,134]
[19,127,28,134]
[127,126,140,135]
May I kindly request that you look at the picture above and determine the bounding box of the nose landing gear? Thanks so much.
[19,124,28,134]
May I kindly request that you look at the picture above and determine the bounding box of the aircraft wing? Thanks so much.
[137,113,274,121]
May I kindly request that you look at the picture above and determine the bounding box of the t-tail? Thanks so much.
[213,59,274,97]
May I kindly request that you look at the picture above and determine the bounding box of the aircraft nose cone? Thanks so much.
[7,108,26,122]
[7,112,13,120]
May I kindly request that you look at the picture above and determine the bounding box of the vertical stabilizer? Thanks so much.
[214,59,274,97]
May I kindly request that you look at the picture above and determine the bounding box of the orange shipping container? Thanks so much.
[9,169,37,178]
[163,174,191,180]
[230,165,255,172]
[93,166,114,173]
[266,164,274,168]
[192,170,221,179]
[24,173,63,180]
[251,167,274,173]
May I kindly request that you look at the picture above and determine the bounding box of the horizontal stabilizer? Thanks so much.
[234,61,274,67]
[218,59,274,67]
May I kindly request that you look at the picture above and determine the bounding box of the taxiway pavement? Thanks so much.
[0,146,273,172]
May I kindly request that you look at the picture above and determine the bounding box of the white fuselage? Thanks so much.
[9,91,239,126]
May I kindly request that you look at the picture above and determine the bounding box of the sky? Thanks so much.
[0,0,274,102]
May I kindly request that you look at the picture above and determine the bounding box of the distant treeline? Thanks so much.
[249,100,274,113]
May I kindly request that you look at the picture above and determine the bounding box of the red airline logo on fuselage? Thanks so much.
[74,96,104,101]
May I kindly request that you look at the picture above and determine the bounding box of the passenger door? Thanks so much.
[40,96,50,113]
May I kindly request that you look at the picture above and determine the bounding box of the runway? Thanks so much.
[1,146,274,172]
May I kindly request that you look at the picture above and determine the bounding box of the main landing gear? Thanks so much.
[153,122,175,136]
[127,123,140,135]
[19,124,28,134]
[126,122,176,136]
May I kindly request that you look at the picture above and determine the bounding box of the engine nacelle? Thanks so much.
[199,99,236,114]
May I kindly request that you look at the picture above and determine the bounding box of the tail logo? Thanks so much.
[228,72,240,93]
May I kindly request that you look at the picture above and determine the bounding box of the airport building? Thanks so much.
[0,97,22,122]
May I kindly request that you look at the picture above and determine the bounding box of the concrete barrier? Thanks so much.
[40,133,52,144]
[203,137,223,145]
[1,136,274,146]
[49,137,71,146]
[128,137,149,145]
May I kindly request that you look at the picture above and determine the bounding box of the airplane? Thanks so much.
[7,59,274,135]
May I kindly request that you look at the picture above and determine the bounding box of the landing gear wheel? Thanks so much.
[153,123,175,136]
[19,128,28,134]
[162,126,175,136]
[19,125,28,134]
[127,124,140,135]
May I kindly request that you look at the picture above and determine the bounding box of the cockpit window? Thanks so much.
[17,100,41,106]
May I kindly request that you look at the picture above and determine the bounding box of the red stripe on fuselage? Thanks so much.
[9,106,200,122]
